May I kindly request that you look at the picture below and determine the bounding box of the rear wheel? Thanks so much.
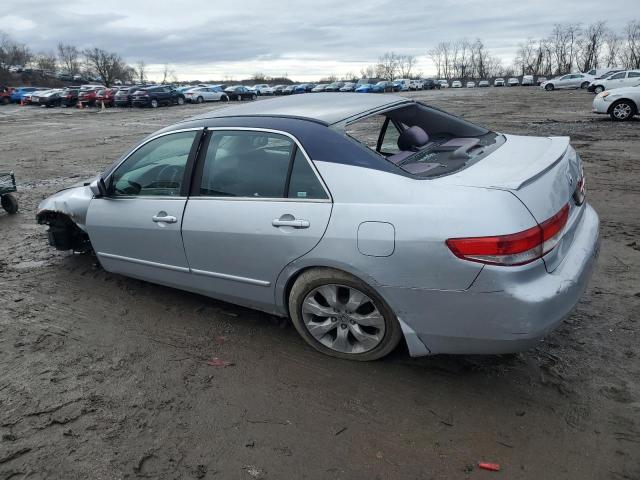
[196,96,204,104]
[545,83,554,91]
[580,81,590,89]
[594,85,605,94]
[609,100,636,121]
[1,194,18,214]
[289,268,403,361]
[251,94,257,100]
[221,95,229,102]
[150,98,159,108]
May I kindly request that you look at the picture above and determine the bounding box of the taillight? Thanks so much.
[446,204,570,266]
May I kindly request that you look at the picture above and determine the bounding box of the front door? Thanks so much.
[86,129,201,285]
[181,129,332,310]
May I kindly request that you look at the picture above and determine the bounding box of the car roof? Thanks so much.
[187,92,412,126]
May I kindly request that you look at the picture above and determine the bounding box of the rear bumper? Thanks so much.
[380,204,600,355]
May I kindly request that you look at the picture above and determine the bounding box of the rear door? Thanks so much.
[623,71,640,87]
[181,129,332,309]
[86,129,202,284]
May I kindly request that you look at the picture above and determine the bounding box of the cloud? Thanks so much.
[2,0,637,80]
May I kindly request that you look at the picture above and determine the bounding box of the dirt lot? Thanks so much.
[0,88,638,480]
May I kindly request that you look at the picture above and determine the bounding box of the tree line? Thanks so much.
[0,32,176,87]
[429,20,640,80]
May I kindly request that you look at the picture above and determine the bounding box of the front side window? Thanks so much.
[199,131,328,200]
[110,131,197,197]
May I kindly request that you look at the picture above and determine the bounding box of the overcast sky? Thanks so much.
[0,0,635,81]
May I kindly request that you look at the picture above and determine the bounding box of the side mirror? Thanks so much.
[89,178,107,198]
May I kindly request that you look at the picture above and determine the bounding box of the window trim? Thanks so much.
[104,127,204,199]
[190,127,332,203]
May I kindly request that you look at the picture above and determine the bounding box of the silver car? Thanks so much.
[37,94,599,361]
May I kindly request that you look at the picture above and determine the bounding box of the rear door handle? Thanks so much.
[272,218,310,229]
[152,214,177,224]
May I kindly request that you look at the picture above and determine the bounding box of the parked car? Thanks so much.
[374,81,395,93]
[522,75,535,86]
[592,84,639,121]
[339,82,357,92]
[540,73,589,91]
[78,88,101,106]
[582,67,624,83]
[494,78,505,87]
[437,79,449,88]
[355,83,374,93]
[184,86,229,103]
[272,85,287,95]
[324,82,345,92]
[37,88,78,107]
[507,77,520,87]
[37,93,599,361]
[0,86,11,104]
[10,87,46,103]
[409,80,424,90]
[251,84,270,95]
[95,88,117,107]
[311,84,329,93]
[224,85,257,101]
[588,70,640,94]
[478,80,489,87]
[393,79,411,91]
[132,86,186,107]
[466,81,476,88]
[422,79,441,90]
[451,80,462,88]
[282,85,297,95]
[31,89,62,106]
[114,86,144,107]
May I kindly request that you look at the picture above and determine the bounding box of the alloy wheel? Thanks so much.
[612,102,632,120]
[301,284,385,354]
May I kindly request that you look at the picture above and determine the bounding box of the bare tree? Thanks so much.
[0,32,31,71]
[376,52,400,80]
[35,52,57,73]
[603,31,622,68]
[160,63,176,84]
[515,38,537,75]
[359,64,377,79]
[84,48,128,86]
[397,54,417,78]
[622,20,640,68]
[135,59,147,84]
[576,22,607,72]
[57,43,80,75]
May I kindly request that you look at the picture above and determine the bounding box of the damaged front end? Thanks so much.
[36,182,94,252]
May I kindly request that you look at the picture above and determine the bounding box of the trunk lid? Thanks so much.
[442,134,585,272]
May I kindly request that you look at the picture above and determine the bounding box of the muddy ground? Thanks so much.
[0,88,638,480]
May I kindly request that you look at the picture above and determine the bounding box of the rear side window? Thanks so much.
[287,150,328,200]
[628,72,640,78]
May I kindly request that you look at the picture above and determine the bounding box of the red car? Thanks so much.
[95,88,117,107]
[78,87,101,106]
[0,86,12,105]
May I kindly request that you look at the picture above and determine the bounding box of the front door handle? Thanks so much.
[152,213,177,224]
[272,218,310,229]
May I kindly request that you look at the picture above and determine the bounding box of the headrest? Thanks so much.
[397,126,430,151]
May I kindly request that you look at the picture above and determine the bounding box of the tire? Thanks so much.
[221,95,229,102]
[594,85,605,94]
[581,81,590,89]
[237,95,242,101]
[150,99,159,108]
[288,268,403,361]
[196,96,204,104]
[545,84,554,91]
[176,96,185,105]
[251,94,257,100]
[609,100,636,121]
[1,194,18,214]
[1,97,9,105]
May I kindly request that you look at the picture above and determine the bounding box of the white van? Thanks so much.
[522,75,534,86]
[394,79,411,91]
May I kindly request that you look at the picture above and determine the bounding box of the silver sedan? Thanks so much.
[37,94,599,361]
